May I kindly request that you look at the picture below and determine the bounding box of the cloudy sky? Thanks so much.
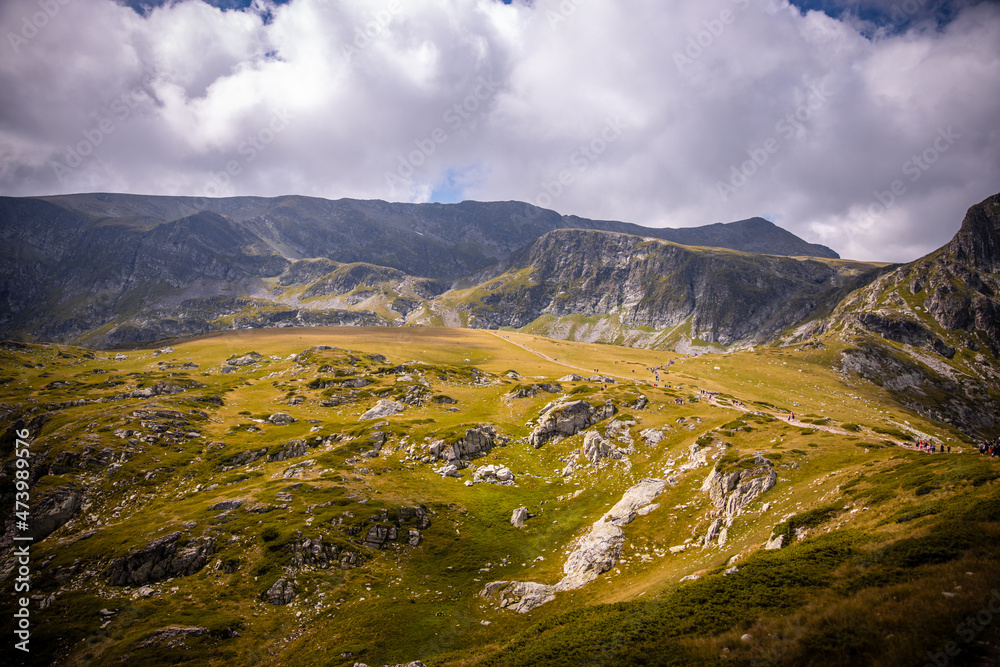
[1,0,998,262]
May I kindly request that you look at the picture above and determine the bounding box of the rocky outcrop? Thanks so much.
[508,383,562,399]
[528,400,616,448]
[703,453,777,517]
[765,533,785,550]
[483,478,665,612]
[31,484,82,542]
[482,581,556,614]
[428,425,508,467]
[218,447,269,472]
[267,440,310,462]
[262,578,296,605]
[138,626,211,648]
[640,428,665,447]
[268,413,296,426]
[855,312,955,359]
[105,532,215,586]
[208,498,245,512]
[511,507,529,528]
[474,464,515,484]
[226,352,263,367]
[581,430,623,464]
[945,192,1000,274]
[701,453,776,547]
[360,400,404,421]
[818,191,1000,438]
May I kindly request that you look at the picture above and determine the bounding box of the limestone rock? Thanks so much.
[226,352,263,367]
[281,459,315,479]
[268,413,296,426]
[444,425,507,462]
[558,374,585,382]
[511,506,528,528]
[262,578,296,605]
[627,394,649,410]
[702,453,777,518]
[581,430,622,464]
[359,400,404,421]
[486,478,665,611]
[640,428,664,447]
[528,400,616,448]
[474,464,515,485]
[481,581,556,613]
[364,525,399,549]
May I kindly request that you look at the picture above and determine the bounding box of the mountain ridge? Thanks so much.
[0,192,841,346]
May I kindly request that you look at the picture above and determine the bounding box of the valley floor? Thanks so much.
[2,327,999,667]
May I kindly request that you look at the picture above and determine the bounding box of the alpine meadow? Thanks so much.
[2,1,1000,666]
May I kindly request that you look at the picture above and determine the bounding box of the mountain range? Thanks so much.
[3,192,836,346]
[2,189,1000,438]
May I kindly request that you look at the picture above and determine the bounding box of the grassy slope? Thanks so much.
[0,328,997,667]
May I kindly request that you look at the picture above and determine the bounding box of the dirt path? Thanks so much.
[485,331,644,385]
[486,331,926,452]
[703,394,919,450]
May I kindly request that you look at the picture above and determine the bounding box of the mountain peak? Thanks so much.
[946,192,1000,273]
[650,216,839,259]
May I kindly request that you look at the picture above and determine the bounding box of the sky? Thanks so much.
[1,0,998,262]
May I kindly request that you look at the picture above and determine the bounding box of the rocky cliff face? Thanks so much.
[446,230,882,346]
[812,192,1000,438]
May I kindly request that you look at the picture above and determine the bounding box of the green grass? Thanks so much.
[0,327,994,667]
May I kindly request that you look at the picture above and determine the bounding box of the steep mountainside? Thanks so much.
[799,193,1000,438]
[421,230,885,350]
[0,193,839,346]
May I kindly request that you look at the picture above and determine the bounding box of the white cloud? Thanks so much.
[1,0,998,262]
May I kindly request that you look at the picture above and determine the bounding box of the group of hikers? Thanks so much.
[979,439,1000,457]
[916,440,951,454]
